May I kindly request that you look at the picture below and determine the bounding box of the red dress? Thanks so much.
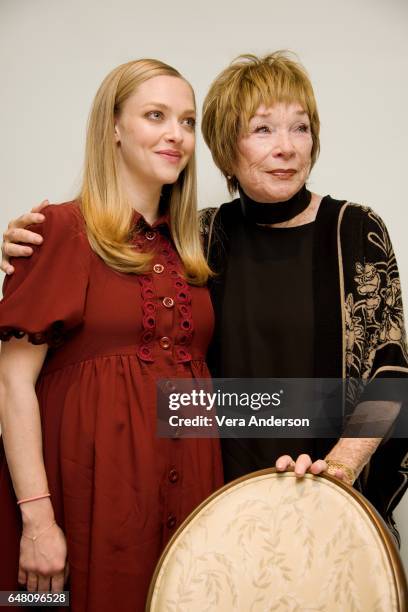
[0,202,223,611]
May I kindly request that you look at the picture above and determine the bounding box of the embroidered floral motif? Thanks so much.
[344,294,365,370]
[380,278,404,343]
[354,262,381,323]
[345,208,408,379]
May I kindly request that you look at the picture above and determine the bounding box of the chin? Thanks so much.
[256,189,294,203]
[155,171,181,186]
[266,184,302,202]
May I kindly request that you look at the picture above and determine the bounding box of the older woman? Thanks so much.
[2,52,407,539]
[199,52,408,538]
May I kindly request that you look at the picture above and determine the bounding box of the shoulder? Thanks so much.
[341,201,389,235]
[28,201,86,243]
[19,201,90,271]
[198,200,240,221]
[198,199,242,238]
[35,200,83,227]
[198,207,219,236]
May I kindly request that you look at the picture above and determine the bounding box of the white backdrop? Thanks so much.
[1,0,407,567]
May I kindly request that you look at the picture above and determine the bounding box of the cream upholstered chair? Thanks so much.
[146,469,407,612]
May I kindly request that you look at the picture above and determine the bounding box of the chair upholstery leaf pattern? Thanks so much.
[148,473,402,611]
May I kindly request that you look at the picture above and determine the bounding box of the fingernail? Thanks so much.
[276,461,284,470]
[34,236,43,243]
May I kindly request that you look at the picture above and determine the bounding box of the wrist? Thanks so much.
[324,457,356,485]
[20,497,55,528]
[325,453,358,472]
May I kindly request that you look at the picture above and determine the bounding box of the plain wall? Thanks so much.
[1,0,407,568]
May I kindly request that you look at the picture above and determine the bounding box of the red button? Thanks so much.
[145,231,156,240]
[166,513,176,529]
[153,264,164,274]
[159,337,171,350]
[168,469,179,483]
[163,297,175,308]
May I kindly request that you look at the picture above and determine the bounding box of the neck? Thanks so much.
[239,184,312,225]
[117,162,162,225]
[264,192,323,228]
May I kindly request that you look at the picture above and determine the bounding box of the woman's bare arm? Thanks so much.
[0,336,67,591]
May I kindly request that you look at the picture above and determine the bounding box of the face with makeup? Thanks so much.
[114,75,196,189]
[232,102,314,203]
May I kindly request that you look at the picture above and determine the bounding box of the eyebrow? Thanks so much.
[141,102,196,114]
[252,109,309,119]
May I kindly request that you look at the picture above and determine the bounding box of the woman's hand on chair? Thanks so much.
[275,454,351,483]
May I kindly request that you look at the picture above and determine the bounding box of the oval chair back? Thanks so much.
[146,469,407,611]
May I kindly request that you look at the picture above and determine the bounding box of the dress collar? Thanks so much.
[131,206,170,232]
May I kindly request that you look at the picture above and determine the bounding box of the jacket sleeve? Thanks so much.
[343,204,408,382]
[363,209,408,379]
[345,206,408,537]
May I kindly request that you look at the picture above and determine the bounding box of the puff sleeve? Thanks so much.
[0,202,90,347]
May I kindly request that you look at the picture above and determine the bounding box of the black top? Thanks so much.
[216,219,315,379]
[207,198,332,482]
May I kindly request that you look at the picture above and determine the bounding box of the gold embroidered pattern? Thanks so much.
[345,208,408,380]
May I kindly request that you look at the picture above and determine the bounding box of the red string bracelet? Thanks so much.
[17,493,51,506]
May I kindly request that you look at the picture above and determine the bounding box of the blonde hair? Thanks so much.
[80,58,211,285]
[201,51,320,195]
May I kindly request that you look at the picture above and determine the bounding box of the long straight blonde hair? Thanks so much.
[80,59,211,285]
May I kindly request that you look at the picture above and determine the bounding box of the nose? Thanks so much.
[164,120,183,144]
[273,130,295,158]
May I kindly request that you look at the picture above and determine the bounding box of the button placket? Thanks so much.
[152,237,176,351]
[137,231,195,364]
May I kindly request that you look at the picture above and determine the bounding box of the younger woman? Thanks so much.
[0,59,223,611]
